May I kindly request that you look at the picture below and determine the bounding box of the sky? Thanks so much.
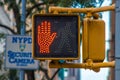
[81,0,111,80]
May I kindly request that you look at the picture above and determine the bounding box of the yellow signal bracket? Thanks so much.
[40,9,46,14]
[53,10,59,14]
[49,4,115,14]
[92,13,100,19]
[49,60,115,72]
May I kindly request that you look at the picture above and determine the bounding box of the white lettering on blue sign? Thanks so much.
[12,37,32,44]
[8,50,34,66]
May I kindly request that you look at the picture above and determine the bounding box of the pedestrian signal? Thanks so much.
[32,14,80,60]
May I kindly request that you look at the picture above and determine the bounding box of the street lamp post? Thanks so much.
[19,0,26,80]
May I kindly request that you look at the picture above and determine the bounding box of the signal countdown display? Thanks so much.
[32,14,80,60]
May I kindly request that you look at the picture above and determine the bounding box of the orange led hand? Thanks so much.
[37,21,57,53]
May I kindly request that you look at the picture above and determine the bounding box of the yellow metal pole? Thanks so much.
[49,61,115,69]
[40,9,46,14]
[92,4,115,13]
[49,4,115,13]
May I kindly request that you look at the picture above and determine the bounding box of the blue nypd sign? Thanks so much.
[5,35,39,69]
